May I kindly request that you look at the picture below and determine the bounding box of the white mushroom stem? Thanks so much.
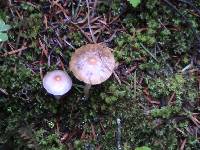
[83,84,92,99]
[54,95,62,100]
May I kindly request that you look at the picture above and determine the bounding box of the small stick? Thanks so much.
[72,23,93,43]
[180,138,186,150]
[1,45,27,56]
[139,43,159,62]
[39,38,48,57]
[181,64,193,73]
[63,37,75,49]
[0,88,8,95]
[91,124,96,140]
[113,71,121,85]
[168,92,176,105]
[86,0,97,43]
[116,118,122,150]
[43,15,48,29]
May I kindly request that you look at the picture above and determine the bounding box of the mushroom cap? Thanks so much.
[69,44,115,85]
[43,70,72,95]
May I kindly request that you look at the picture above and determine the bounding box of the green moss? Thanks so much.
[20,2,35,12]
[1,0,200,149]
[26,13,42,40]
[147,74,198,106]
[151,106,181,119]
[0,10,7,20]
[34,129,66,150]
[68,31,85,47]
[0,57,40,91]
[100,83,126,104]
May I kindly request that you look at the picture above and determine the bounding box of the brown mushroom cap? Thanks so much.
[69,44,115,85]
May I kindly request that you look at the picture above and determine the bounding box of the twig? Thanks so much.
[113,71,122,85]
[191,116,200,126]
[116,118,122,150]
[134,71,137,99]
[91,124,96,140]
[181,63,193,73]
[139,43,159,62]
[73,0,82,20]
[43,15,48,29]
[39,38,48,57]
[1,44,27,56]
[175,127,186,136]
[91,0,98,17]
[81,130,86,139]
[0,88,8,95]
[168,92,176,105]
[104,30,117,43]
[180,138,186,150]
[86,0,96,43]
[125,65,137,75]
[72,23,93,43]
[99,121,106,134]
[63,36,75,49]
[143,87,160,105]
[51,0,70,20]
[61,133,69,142]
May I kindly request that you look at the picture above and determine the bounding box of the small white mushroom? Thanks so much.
[69,43,115,99]
[42,70,72,100]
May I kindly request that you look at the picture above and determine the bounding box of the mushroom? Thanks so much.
[42,70,72,100]
[69,43,115,99]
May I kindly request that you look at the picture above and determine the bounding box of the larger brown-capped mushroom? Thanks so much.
[43,70,72,100]
[69,43,115,99]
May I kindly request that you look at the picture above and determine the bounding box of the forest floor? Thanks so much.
[0,0,200,150]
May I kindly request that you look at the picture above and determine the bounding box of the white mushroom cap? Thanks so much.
[69,44,115,85]
[43,70,72,95]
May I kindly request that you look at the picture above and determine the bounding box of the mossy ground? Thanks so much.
[0,0,200,149]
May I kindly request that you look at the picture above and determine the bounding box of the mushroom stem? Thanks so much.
[54,95,62,100]
[83,84,92,100]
